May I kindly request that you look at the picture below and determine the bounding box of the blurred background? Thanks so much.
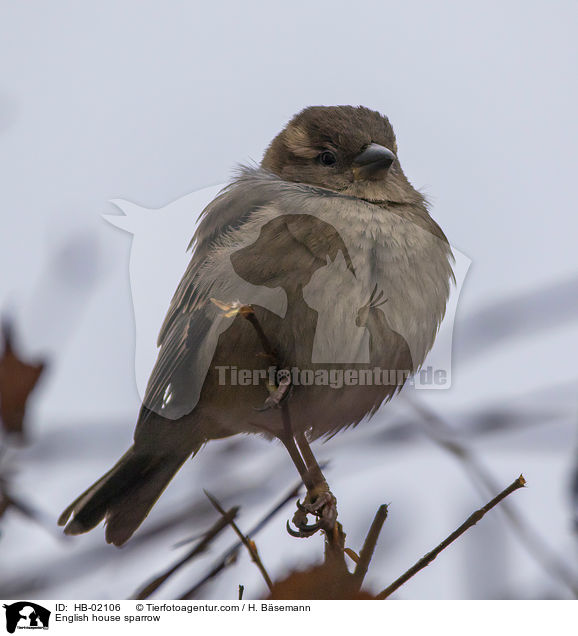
[1,0,577,600]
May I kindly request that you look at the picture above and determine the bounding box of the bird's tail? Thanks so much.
[58,446,191,546]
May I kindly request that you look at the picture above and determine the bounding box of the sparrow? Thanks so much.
[59,105,454,546]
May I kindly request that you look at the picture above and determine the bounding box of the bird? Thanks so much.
[59,105,454,546]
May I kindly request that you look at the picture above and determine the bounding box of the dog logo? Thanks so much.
[3,602,51,633]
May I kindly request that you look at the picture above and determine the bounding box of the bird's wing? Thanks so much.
[139,167,289,423]
[138,167,360,425]
[156,167,285,345]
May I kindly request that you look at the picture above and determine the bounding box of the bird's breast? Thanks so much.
[292,196,454,372]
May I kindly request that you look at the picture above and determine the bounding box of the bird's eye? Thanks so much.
[318,151,337,166]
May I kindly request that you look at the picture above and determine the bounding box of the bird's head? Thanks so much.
[261,105,422,205]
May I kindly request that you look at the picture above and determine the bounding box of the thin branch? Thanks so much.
[0,482,63,538]
[405,393,578,597]
[0,495,226,598]
[353,504,389,589]
[238,584,244,600]
[133,506,239,600]
[376,475,526,599]
[180,557,234,600]
[179,479,303,599]
[204,490,273,592]
[324,521,348,574]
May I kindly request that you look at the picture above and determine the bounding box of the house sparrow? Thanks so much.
[59,106,454,546]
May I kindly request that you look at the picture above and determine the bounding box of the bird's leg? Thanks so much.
[280,431,313,490]
[295,430,328,491]
[293,430,338,534]
[215,300,335,536]
[227,301,292,412]
[254,370,291,411]
[277,406,327,537]
[283,410,338,538]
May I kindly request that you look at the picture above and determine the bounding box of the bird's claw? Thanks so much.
[286,519,322,537]
[286,491,338,538]
[254,373,291,411]
[295,498,309,512]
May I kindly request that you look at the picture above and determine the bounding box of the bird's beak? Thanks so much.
[353,143,396,181]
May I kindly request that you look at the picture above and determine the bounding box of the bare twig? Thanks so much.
[344,548,360,564]
[571,420,578,536]
[353,504,389,589]
[180,557,236,599]
[405,394,578,597]
[376,475,526,599]
[458,275,578,363]
[238,584,244,600]
[0,494,227,598]
[179,479,303,599]
[1,488,62,538]
[204,490,273,592]
[324,521,348,574]
[133,506,239,600]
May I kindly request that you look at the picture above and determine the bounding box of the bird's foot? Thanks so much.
[255,371,291,411]
[286,489,337,538]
